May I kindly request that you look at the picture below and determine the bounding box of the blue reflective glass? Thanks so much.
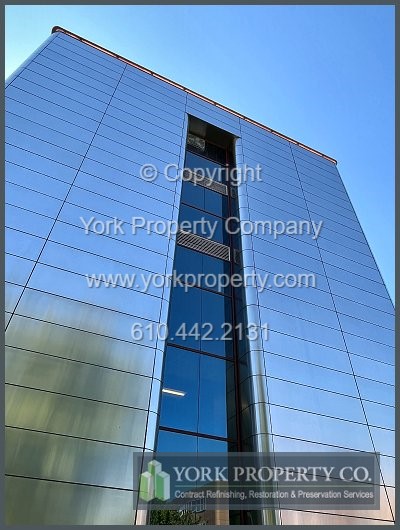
[201,290,233,357]
[202,254,231,294]
[181,181,229,218]
[173,245,230,294]
[204,187,229,218]
[160,346,233,438]
[199,355,231,438]
[157,430,197,453]
[178,204,228,244]
[160,346,199,432]
[181,180,204,211]
[185,151,224,180]
[167,285,233,357]
[198,437,229,452]
[173,245,203,277]
[168,286,202,350]
[157,430,228,453]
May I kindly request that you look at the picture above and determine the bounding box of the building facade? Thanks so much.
[5,27,394,525]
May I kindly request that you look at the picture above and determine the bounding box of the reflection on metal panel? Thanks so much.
[6,427,139,489]
[5,476,135,525]
[6,316,155,376]
[6,385,148,447]
[5,347,151,409]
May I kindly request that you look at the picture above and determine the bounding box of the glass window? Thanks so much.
[198,437,229,452]
[201,289,233,357]
[157,430,197,452]
[173,245,203,279]
[160,347,234,438]
[159,347,199,432]
[199,355,231,438]
[168,285,201,350]
[167,285,233,357]
[204,187,229,218]
[173,245,231,295]
[202,253,231,294]
[181,181,229,218]
[178,204,228,245]
[185,150,225,181]
[181,180,204,211]
[157,430,229,453]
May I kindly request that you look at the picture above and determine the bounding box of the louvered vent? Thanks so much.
[182,169,228,196]
[177,230,231,261]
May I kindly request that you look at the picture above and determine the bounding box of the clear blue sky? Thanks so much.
[5,5,394,302]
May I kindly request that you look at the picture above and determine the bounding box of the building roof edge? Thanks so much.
[51,26,338,165]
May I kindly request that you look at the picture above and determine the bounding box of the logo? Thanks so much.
[139,460,170,501]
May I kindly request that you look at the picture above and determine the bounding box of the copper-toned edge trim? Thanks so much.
[51,26,337,165]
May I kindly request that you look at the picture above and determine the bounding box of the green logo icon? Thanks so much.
[139,460,170,501]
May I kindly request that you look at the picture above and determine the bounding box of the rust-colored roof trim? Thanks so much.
[52,26,337,165]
